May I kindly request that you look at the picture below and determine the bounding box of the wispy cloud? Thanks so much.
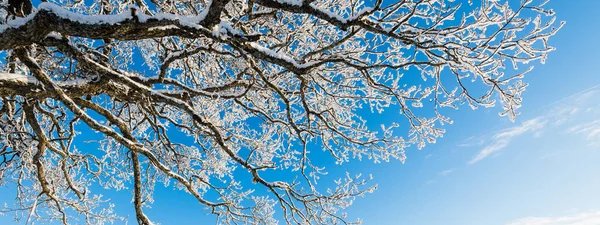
[506,211,600,225]
[469,118,547,164]
[439,169,454,176]
[567,120,600,147]
[457,136,485,148]
[465,85,600,164]
[540,84,600,111]
[425,169,455,185]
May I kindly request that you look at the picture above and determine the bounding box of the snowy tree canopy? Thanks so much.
[0,0,562,224]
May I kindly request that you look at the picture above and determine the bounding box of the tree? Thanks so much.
[0,0,561,224]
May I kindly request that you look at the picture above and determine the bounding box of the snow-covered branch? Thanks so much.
[0,0,562,224]
[0,2,215,50]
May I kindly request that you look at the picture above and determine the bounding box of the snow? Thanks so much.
[345,7,374,22]
[249,43,293,63]
[165,49,188,62]
[138,12,204,27]
[45,31,63,40]
[0,12,38,33]
[212,23,227,38]
[310,5,374,23]
[38,2,133,25]
[0,3,133,33]
[198,0,213,21]
[139,0,211,24]
[0,2,211,33]
[0,73,38,84]
[0,73,98,88]
[57,78,98,87]
[252,9,275,15]
[276,0,303,6]
[212,21,240,39]
[148,25,179,31]
[249,43,318,69]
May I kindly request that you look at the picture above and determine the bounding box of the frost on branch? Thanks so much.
[0,0,561,224]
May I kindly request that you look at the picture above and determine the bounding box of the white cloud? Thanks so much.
[567,120,600,147]
[466,85,600,164]
[469,117,547,164]
[506,211,600,225]
[439,169,453,176]
[457,136,485,147]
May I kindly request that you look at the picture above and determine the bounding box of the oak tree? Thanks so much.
[0,0,562,224]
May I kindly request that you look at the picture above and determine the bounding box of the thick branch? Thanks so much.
[0,3,211,50]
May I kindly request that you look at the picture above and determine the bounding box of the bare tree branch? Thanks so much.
[0,0,562,224]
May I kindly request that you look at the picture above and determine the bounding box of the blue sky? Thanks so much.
[341,1,600,224]
[2,0,600,225]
